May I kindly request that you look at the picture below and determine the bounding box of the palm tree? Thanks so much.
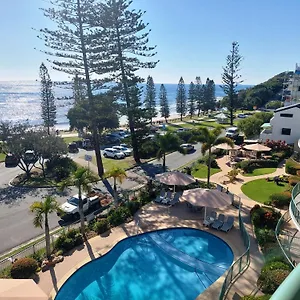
[30,196,63,259]
[194,127,234,187]
[105,166,127,205]
[156,132,180,172]
[60,168,99,237]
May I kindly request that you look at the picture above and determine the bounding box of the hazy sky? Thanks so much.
[0,0,299,84]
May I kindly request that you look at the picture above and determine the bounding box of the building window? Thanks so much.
[280,113,293,118]
[281,128,291,135]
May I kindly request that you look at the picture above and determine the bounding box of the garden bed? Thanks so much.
[11,172,58,187]
[241,179,289,204]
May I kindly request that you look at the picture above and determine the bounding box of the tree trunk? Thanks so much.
[163,152,166,172]
[113,177,118,205]
[76,0,104,177]
[207,147,211,188]
[44,214,51,259]
[78,186,85,237]
[180,113,183,121]
[115,23,140,164]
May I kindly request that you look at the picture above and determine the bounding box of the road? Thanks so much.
[0,142,205,254]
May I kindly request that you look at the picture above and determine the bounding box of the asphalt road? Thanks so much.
[0,142,205,254]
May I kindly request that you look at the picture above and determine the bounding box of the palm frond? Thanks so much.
[212,126,223,137]
[201,143,210,155]
[214,137,235,147]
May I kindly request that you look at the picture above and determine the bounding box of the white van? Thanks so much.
[226,127,239,139]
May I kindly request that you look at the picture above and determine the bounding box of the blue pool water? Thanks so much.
[55,228,233,300]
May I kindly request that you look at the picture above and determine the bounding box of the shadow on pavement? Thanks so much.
[139,163,168,178]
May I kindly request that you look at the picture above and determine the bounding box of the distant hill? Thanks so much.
[220,71,294,110]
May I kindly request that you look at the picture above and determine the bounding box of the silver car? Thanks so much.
[103,148,125,159]
[112,146,132,156]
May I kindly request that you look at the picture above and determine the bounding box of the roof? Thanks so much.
[275,103,300,113]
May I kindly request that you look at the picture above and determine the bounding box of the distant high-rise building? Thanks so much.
[283,64,300,106]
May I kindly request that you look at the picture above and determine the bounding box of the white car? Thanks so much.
[112,146,132,156]
[103,148,125,159]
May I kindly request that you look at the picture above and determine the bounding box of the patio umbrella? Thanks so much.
[155,171,195,188]
[0,279,48,300]
[243,143,271,152]
[215,143,240,151]
[180,188,233,219]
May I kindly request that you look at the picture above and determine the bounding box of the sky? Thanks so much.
[0,0,300,84]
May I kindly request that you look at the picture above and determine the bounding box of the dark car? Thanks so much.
[68,142,79,153]
[180,143,194,153]
[5,154,19,167]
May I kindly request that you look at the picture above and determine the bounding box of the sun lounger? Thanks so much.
[161,191,172,204]
[203,211,217,226]
[154,189,166,203]
[168,192,181,206]
[220,216,234,232]
[211,214,225,230]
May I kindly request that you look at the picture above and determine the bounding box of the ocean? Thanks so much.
[0,81,253,129]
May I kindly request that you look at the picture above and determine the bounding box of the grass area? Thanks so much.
[191,163,221,179]
[243,168,277,177]
[84,155,135,172]
[62,136,81,144]
[241,179,289,204]
[0,153,5,162]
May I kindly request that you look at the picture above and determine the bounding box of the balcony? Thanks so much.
[289,183,300,231]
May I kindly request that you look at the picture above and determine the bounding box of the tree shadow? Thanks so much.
[50,266,58,293]
[139,163,168,178]
[84,239,96,260]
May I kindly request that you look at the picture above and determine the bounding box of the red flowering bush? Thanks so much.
[265,139,290,151]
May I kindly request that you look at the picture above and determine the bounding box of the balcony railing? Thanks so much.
[289,183,300,231]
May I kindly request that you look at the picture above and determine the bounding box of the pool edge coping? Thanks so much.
[50,226,237,300]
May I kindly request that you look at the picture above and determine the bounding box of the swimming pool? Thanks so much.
[55,228,233,300]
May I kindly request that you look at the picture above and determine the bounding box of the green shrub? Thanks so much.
[261,261,292,273]
[251,206,281,229]
[269,192,291,208]
[93,219,109,234]
[108,206,131,227]
[126,200,141,216]
[241,295,271,300]
[54,229,83,253]
[264,247,289,265]
[258,268,290,294]
[0,266,12,279]
[10,257,38,279]
[29,249,46,265]
[139,189,152,205]
[255,228,276,249]
[285,158,300,175]
[46,156,77,181]
[250,204,261,216]
[197,155,218,168]
[238,159,278,173]
[288,175,300,186]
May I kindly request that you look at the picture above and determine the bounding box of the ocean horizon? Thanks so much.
[0,80,253,129]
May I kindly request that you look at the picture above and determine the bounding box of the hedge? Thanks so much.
[285,159,300,175]
[54,228,83,253]
[10,257,38,279]
[93,219,109,234]
[237,159,278,173]
[241,295,271,300]
[269,192,291,208]
[258,269,290,294]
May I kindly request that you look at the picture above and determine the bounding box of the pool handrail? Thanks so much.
[218,194,251,300]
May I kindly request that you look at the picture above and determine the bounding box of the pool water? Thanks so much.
[55,228,233,300]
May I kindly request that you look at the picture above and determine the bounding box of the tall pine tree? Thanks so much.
[97,0,158,163]
[159,84,169,122]
[37,0,105,177]
[188,82,196,118]
[203,78,216,112]
[195,76,204,117]
[39,63,56,135]
[73,74,87,104]
[221,41,243,125]
[144,75,156,124]
[176,77,187,121]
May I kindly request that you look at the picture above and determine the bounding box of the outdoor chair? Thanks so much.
[203,211,217,227]
[220,216,234,232]
[211,214,225,230]
[161,191,172,204]
[168,192,181,206]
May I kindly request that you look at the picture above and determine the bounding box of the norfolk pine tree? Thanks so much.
[176,77,187,121]
[95,0,158,163]
[39,63,56,135]
[195,76,204,117]
[188,81,196,118]
[221,41,243,125]
[37,0,105,177]
[145,75,157,124]
[203,78,216,111]
[159,84,170,122]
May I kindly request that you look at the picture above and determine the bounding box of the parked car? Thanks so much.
[5,153,19,167]
[225,127,239,139]
[180,143,194,153]
[105,134,121,144]
[23,150,37,164]
[237,113,246,118]
[176,128,187,133]
[82,139,93,150]
[68,142,79,153]
[112,146,132,156]
[103,148,125,159]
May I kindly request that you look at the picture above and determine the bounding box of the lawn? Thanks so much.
[81,155,135,172]
[241,179,289,204]
[63,136,81,144]
[0,153,5,162]
[243,168,277,177]
[191,163,221,179]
